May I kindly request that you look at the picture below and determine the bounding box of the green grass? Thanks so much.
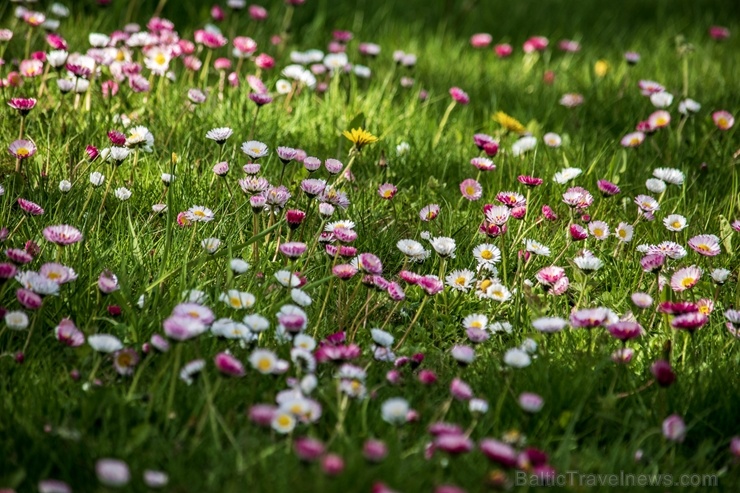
[1,0,739,491]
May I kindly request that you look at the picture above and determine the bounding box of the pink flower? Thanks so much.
[450,377,473,400]
[294,436,325,462]
[662,414,686,442]
[8,139,37,159]
[494,43,513,58]
[712,110,734,130]
[449,87,469,104]
[322,454,345,476]
[434,433,473,454]
[214,352,245,377]
[708,26,730,40]
[17,198,44,215]
[254,53,275,69]
[470,33,492,48]
[459,178,482,200]
[43,225,82,246]
[480,439,518,468]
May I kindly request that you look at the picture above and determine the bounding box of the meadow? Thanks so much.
[0,0,739,491]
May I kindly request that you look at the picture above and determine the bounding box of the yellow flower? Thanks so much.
[493,111,526,134]
[594,60,608,78]
[342,128,378,151]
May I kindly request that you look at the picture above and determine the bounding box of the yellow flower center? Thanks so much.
[257,358,272,372]
[699,305,710,315]
[276,414,291,427]
[382,190,393,198]
[47,272,61,280]
[230,297,242,308]
[455,276,466,285]
[194,210,205,217]
[618,229,626,238]
[718,117,728,128]
[630,137,640,145]
[16,147,30,157]
[681,277,695,288]
[465,186,476,196]
[480,280,492,291]
[593,228,603,237]
[492,289,504,298]
[672,221,681,229]
[154,53,166,65]
[187,311,199,318]
[470,321,482,329]
[480,250,493,260]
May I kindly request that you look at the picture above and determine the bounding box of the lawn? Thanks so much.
[0,0,739,491]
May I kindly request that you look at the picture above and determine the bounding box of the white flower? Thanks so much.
[219,290,255,309]
[445,269,476,292]
[125,126,154,151]
[396,142,410,156]
[249,348,278,374]
[114,187,132,201]
[521,338,538,353]
[201,238,221,253]
[663,214,688,232]
[711,268,730,284]
[290,288,312,307]
[473,243,501,264]
[90,172,105,187]
[271,411,296,434]
[462,313,488,331]
[645,178,666,194]
[161,173,174,184]
[107,146,130,162]
[485,282,512,302]
[59,180,72,192]
[678,98,701,115]
[293,334,316,351]
[553,167,582,184]
[353,65,371,78]
[489,321,513,334]
[650,91,673,108]
[615,222,634,242]
[371,328,394,347]
[511,136,537,156]
[88,334,123,353]
[243,313,269,333]
[51,3,70,17]
[275,270,301,287]
[430,236,456,258]
[323,52,348,71]
[653,168,684,185]
[525,239,551,256]
[241,140,268,159]
[5,310,29,330]
[275,78,293,94]
[543,132,562,147]
[381,397,409,424]
[504,347,531,368]
[89,33,110,47]
[205,127,233,143]
[469,398,489,414]
[230,258,250,274]
[574,255,603,271]
[180,359,205,384]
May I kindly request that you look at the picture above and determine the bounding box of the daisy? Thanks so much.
[543,132,561,147]
[650,91,673,108]
[275,270,301,287]
[241,140,269,159]
[621,131,645,147]
[638,80,665,96]
[486,282,511,302]
[113,348,139,376]
[180,359,206,385]
[648,110,671,129]
[653,168,684,185]
[712,110,734,131]
[473,243,502,265]
[230,258,250,274]
[517,175,543,187]
[496,191,526,208]
[43,225,83,246]
[573,255,603,271]
[588,221,610,240]
[688,234,721,256]
[8,139,37,160]
[378,183,397,199]
[185,205,214,222]
[17,198,44,215]
[88,334,123,353]
[419,204,440,221]
[219,290,256,309]
[7,97,37,115]
[5,310,30,330]
[609,223,632,243]
[125,126,154,150]
[646,178,666,194]
[553,167,582,184]
[511,136,538,156]
[243,313,270,333]
[381,398,409,425]
[430,237,456,258]
[670,266,702,292]
[562,187,594,209]
[678,98,701,115]
[710,268,730,284]
[114,187,131,201]
[663,214,687,231]
[559,93,584,107]
[396,239,428,262]
[471,157,495,171]
[445,269,476,291]
[206,127,233,144]
[634,194,660,213]
[271,411,296,434]
[504,348,531,368]
[485,205,511,225]
[525,239,551,256]
[90,172,105,187]
[460,179,482,201]
[532,317,567,333]
[647,241,687,259]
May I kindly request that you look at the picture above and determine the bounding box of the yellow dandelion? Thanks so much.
[342,128,378,151]
[493,111,526,134]
[594,60,608,78]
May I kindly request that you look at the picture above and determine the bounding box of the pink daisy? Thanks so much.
[43,225,83,246]
[460,179,482,201]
